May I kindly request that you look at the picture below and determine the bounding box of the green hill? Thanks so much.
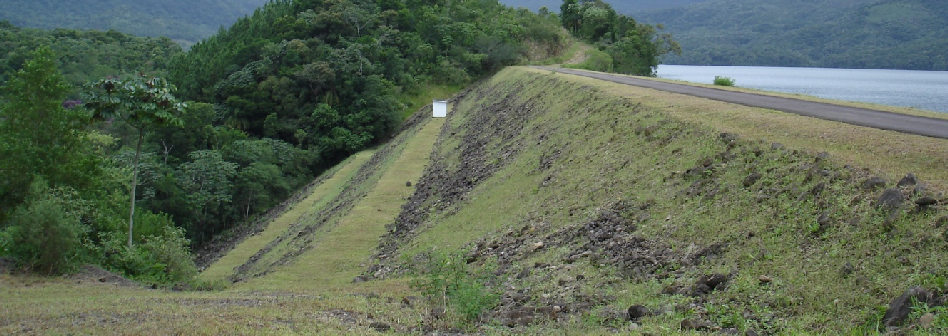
[6,66,948,334]
[0,0,269,46]
[635,0,948,70]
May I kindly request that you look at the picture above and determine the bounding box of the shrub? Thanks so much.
[410,251,500,326]
[3,181,86,274]
[139,226,198,282]
[101,225,197,284]
[714,76,736,86]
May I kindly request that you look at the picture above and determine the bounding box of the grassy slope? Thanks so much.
[199,151,375,282]
[381,67,948,334]
[4,66,948,334]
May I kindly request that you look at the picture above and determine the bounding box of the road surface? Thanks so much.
[536,66,948,139]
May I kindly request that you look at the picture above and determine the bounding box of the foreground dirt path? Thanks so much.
[539,66,948,139]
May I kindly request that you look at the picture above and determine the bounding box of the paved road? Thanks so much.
[536,66,948,139]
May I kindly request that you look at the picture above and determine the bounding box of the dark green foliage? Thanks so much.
[159,0,563,245]
[559,0,679,76]
[0,23,183,87]
[0,45,199,283]
[100,226,198,283]
[85,74,187,248]
[0,0,269,46]
[0,47,100,220]
[3,180,86,275]
[636,0,948,70]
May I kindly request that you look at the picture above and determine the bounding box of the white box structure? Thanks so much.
[433,100,447,118]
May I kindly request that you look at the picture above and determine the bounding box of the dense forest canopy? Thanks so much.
[0,22,183,87]
[635,0,948,70]
[0,0,269,46]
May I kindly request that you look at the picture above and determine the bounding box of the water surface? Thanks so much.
[657,65,948,113]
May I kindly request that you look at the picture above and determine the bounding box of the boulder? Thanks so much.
[876,188,905,210]
[627,305,650,321]
[897,173,918,187]
[862,177,887,190]
[882,286,936,328]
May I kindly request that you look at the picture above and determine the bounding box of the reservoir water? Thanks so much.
[656,65,948,113]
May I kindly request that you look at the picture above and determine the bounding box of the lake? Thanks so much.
[656,65,948,113]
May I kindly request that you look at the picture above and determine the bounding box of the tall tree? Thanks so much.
[0,47,97,220]
[84,74,186,248]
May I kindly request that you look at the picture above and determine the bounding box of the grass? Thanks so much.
[243,117,443,292]
[529,67,948,190]
[199,151,374,282]
[6,67,948,334]
[400,84,463,119]
[387,67,948,333]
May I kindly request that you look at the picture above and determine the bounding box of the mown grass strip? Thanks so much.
[199,151,375,282]
[244,118,445,292]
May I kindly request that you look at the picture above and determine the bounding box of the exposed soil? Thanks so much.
[69,265,142,288]
[563,45,591,65]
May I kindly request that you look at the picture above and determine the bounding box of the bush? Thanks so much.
[3,181,86,274]
[410,252,500,326]
[714,76,736,86]
[140,226,198,282]
[101,225,197,284]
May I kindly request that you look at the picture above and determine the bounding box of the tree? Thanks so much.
[0,46,98,220]
[176,150,237,241]
[84,74,186,248]
[560,0,579,33]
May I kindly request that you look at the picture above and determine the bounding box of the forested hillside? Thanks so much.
[0,0,269,46]
[636,0,948,70]
[0,22,183,87]
[0,0,571,283]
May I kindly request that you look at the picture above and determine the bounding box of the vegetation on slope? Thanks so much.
[4,65,948,334]
[0,0,269,46]
[559,0,680,75]
[365,67,948,333]
[636,0,948,70]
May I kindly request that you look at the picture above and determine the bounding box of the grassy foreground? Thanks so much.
[4,66,948,335]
